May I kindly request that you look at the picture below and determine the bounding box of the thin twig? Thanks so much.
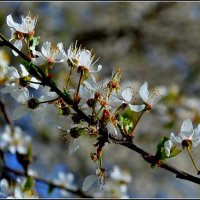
[2,31,200,190]
[0,33,92,125]
[0,98,14,133]
[116,138,200,185]
[3,165,92,198]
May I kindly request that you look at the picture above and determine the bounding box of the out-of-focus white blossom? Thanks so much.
[82,166,131,198]
[82,168,110,192]
[54,171,77,197]
[0,125,31,154]
[0,178,38,198]
[110,166,132,183]
[0,50,9,67]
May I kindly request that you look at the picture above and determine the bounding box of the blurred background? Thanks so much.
[1,1,200,198]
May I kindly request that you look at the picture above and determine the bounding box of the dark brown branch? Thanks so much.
[1,29,200,191]
[0,33,92,125]
[3,165,92,198]
[113,137,200,185]
[0,97,14,133]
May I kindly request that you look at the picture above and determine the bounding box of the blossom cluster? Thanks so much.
[1,12,200,198]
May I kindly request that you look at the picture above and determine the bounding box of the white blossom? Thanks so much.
[139,81,162,110]
[67,43,102,73]
[31,41,66,66]
[6,14,37,56]
[78,49,102,73]
[164,119,200,157]
[66,42,81,67]
[1,64,40,103]
[11,96,45,121]
[112,87,145,112]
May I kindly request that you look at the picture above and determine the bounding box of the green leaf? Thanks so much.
[155,136,182,161]
[23,176,34,191]
[117,113,133,133]
[29,36,40,52]
[27,144,32,160]
[155,136,169,160]
[168,146,182,158]
[21,60,41,79]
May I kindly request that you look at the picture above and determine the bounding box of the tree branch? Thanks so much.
[112,136,200,185]
[3,165,92,198]
[0,33,93,125]
[1,29,200,193]
[0,97,14,133]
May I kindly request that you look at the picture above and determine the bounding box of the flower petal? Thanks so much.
[192,124,200,147]
[12,105,28,120]
[6,15,21,31]
[90,64,102,73]
[29,77,40,89]
[0,179,10,194]
[139,81,149,102]
[12,87,29,104]
[5,66,19,80]
[82,175,97,192]
[14,187,23,199]
[83,75,98,91]
[41,41,51,58]
[54,42,66,62]
[32,56,46,66]
[79,85,93,99]
[128,104,145,112]
[180,119,193,140]
[12,40,22,56]
[78,50,92,67]
[122,87,132,103]
[7,14,16,27]
[19,64,29,76]
[109,95,124,107]
[147,90,162,106]
[180,119,193,133]
[170,132,182,144]
[164,140,173,157]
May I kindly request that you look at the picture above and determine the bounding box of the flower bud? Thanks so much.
[61,106,71,116]
[27,98,40,109]
[182,139,192,149]
[90,153,98,161]
[67,58,78,69]
[70,127,85,138]
[87,98,96,108]
[19,76,31,87]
